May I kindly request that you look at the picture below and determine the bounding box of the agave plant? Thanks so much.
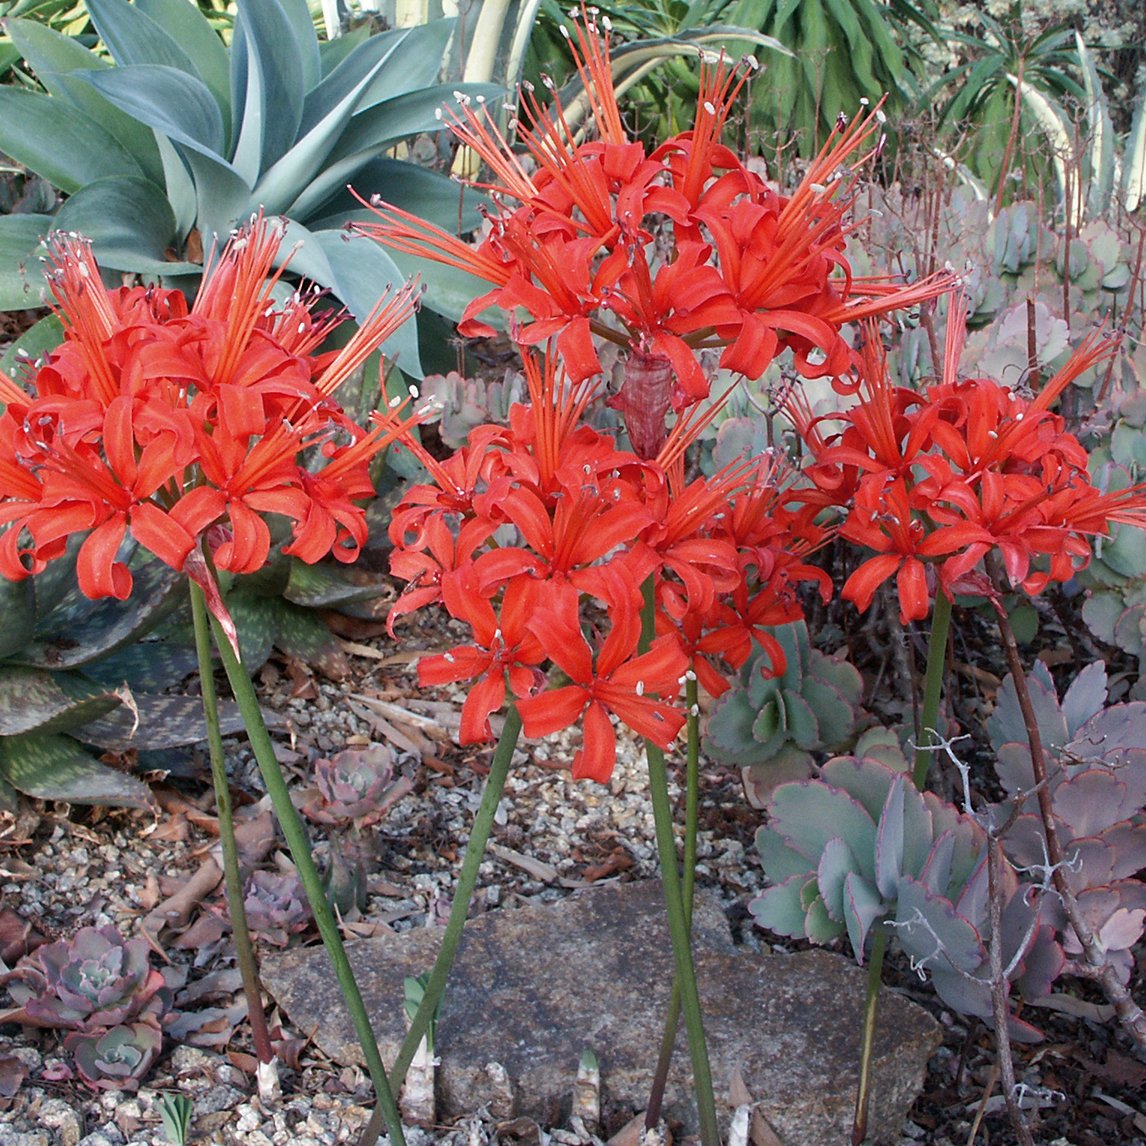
[0,0,497,353]
[704,620,864,804]
[750,753,1064,1039]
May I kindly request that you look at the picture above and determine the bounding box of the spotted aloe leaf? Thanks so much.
[0,732,152,808]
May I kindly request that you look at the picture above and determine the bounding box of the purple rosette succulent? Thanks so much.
[64,1020,163,1092]
[0,925,170,1031]
[304,745,412,829]
[240,870,313,947]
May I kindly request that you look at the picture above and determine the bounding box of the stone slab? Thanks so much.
[261,880,939,1144]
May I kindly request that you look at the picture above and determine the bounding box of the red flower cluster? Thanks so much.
[0,218,421,610]
[355,9,953,458]
[787,304,1146,622]
[389,351,827,781]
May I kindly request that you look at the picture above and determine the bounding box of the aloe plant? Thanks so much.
[0,0,497,356]
[0,539,243,809]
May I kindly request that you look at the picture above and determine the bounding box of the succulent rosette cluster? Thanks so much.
[238,870,313,948]
[303,744,413,829]
[0,924,178,1091]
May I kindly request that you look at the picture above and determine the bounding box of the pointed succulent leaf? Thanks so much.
[78,66,227,157]
[817,835,859,922]
[895,877,984,975]
[750,698,783,756]
[75,693,247,752]
[0,88,148,195]
[1061,660,1108,735]
[284,560,386,610]
[272,602,349,679]
[86,0,202,75]
[1076,33,1114,219]
[951,855,991,934]
[0,578,36,661]
[224,592,278,672]
[0,668,120,737]
[768,780,876,866]
[1124,89,1146,213]
[358,18,456,106]
[5,19,164,182]
[229,0,305,180]
[749,875,817,939]
[755,824,815,883]
[0,731,153,807]
[841,871,886,962]
[135,0,232,114]
[53,177,186,276]
[1,315,64,377]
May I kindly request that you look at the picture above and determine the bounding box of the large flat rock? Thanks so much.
[261,881,938,1144]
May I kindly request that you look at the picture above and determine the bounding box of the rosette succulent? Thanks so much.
[64,1020,163,1092]
[0,923,172,1031]
[239,870,312,948]
[306,743,412,829]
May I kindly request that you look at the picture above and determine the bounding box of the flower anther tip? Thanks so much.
[559,23,571,38]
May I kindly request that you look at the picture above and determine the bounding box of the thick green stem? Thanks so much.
[851,928,889,1146]
[646,676,701,1129]
[913,590,953,790]
[208,614,406,1146]
[358,706,523,1146]
[647,739,720,1146]
[189,583,275,1069]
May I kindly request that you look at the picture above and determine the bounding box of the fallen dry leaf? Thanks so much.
[0,907,46,964]
[142,857,223,948]
[0,1054,26,1098]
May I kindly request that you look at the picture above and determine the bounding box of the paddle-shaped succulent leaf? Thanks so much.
[704,620,863,804]
[988,659,1146,983]
[751,753,1063,1039]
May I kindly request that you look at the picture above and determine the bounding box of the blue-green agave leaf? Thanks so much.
[229,0,305,182]
[86,0,201,75]
[0,88,146,195]
[279,223,421,374]
[52,177,189,275]
[0,730,152,808]
[0,214,53,310]
[153,134,198,243]
[78,65,227,157]
[356,18,455,108]
[135,0,231,117]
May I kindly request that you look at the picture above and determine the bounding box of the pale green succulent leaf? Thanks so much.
[804,894,845,943]
[1076,32,1114,219]
[1123,94,1146,213]
[229,0,305,182]
[0,314,64,378]
[0,88,146,194]
[896,878,984,974]
[53,177,188,276]
[874,774,906,899]
[755,823,815,881]
[135,0,232,117]
[280,223,421,375]
[842,872,885,960]
[317,24,372,76]
[749,875,815,939]
[817,835,859,922]
[86,0,201,75]
[358,18,456,107]
[819,756,899,822]
[0,730,153,808]
[332,83,504,160]
[0,214,53,310]
[769,781,876,862]
[79,65,227,156]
